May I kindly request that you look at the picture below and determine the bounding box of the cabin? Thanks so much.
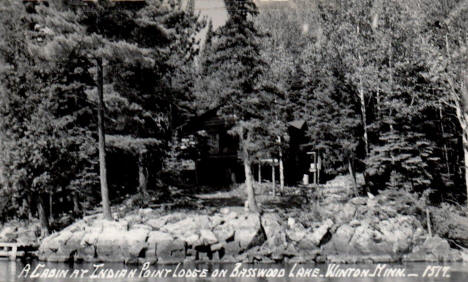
[182,109,313,186]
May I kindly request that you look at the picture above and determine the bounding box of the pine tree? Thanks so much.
[197,0,269,212]
[1,0,203,221]
[0,0,98,233]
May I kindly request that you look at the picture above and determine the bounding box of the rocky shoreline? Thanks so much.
[36,191,466,264]
[2,189,467,265]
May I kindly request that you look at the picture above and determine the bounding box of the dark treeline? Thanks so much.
[0,0,467,236]
[0,0,204,234]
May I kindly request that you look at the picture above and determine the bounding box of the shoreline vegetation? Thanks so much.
[3,178,468,265]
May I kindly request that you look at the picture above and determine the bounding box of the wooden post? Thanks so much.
[194,162,199,185]
[277,136,284,193]
[272,162,276,196]
[313,152,317,185]
[9,245,17,261]
[258,163,262,183]
[279,156,284,193]
[426,208,432,237]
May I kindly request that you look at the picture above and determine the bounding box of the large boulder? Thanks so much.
[286,220,307,242]
[123,228,150,262]
[95,231,126,262]
[39,224,86,262]
[200,229,218,245]
[61,231,86,261]
[213,224,235,243]
[39,229,79,262]
[146,231,173,263]
[144,213,186,230]
[146,231,188,264]
[323,224,355,254]
[377,216,417,254]
[350,222,393,255]
[307,219,333,246]
[404,236,462,262]
[228,213,266,253]
[79,226,101,261]
[324,215,421,258]
[334,203,356,224]
[431,207,468,248]
[39,232,63,260]
[156,238,185,264]
[261,213,287,249]
[161,215,210,235]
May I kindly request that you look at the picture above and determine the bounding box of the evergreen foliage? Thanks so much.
[1,0,468,228]
[195,0,271,211]
[0,0,204,227]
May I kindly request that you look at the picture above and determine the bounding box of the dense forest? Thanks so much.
[0,0,467,237]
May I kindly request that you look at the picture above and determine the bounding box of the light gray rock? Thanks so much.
[200,229,218,245]
[228,213,265,252]
[261,213,286,248]
[307,218,333,245]
[324,215,420,257]
[287,218,296,228]
[124,228,149,259]
[156,238,185,264]
[213,225,235,242]
[162,215,210,235]
[145,231,173,263]
[404,236,462,262]
[95,230,126,262]
[323,224,354,254]
[183,232,200,246]
[286,229,306,242]
[335,203,356,223]
[130,224,152,231]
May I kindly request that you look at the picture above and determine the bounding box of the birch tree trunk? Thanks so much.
[452,73,468,206]
[464,74,468,205]
[358,53,369,156]
[97,58,112,220]
[456,109,468,206]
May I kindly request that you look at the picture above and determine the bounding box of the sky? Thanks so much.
[194,0,291,29]
[192,0,292,49]
[194,0,228,29]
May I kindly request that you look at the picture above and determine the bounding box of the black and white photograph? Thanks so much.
[0,0,468,281]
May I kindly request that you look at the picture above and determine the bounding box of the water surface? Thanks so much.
[1,260,467,282]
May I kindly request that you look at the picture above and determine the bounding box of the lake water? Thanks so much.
[1,260,467,282]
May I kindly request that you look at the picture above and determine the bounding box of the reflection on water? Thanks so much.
[1,260,467,282]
